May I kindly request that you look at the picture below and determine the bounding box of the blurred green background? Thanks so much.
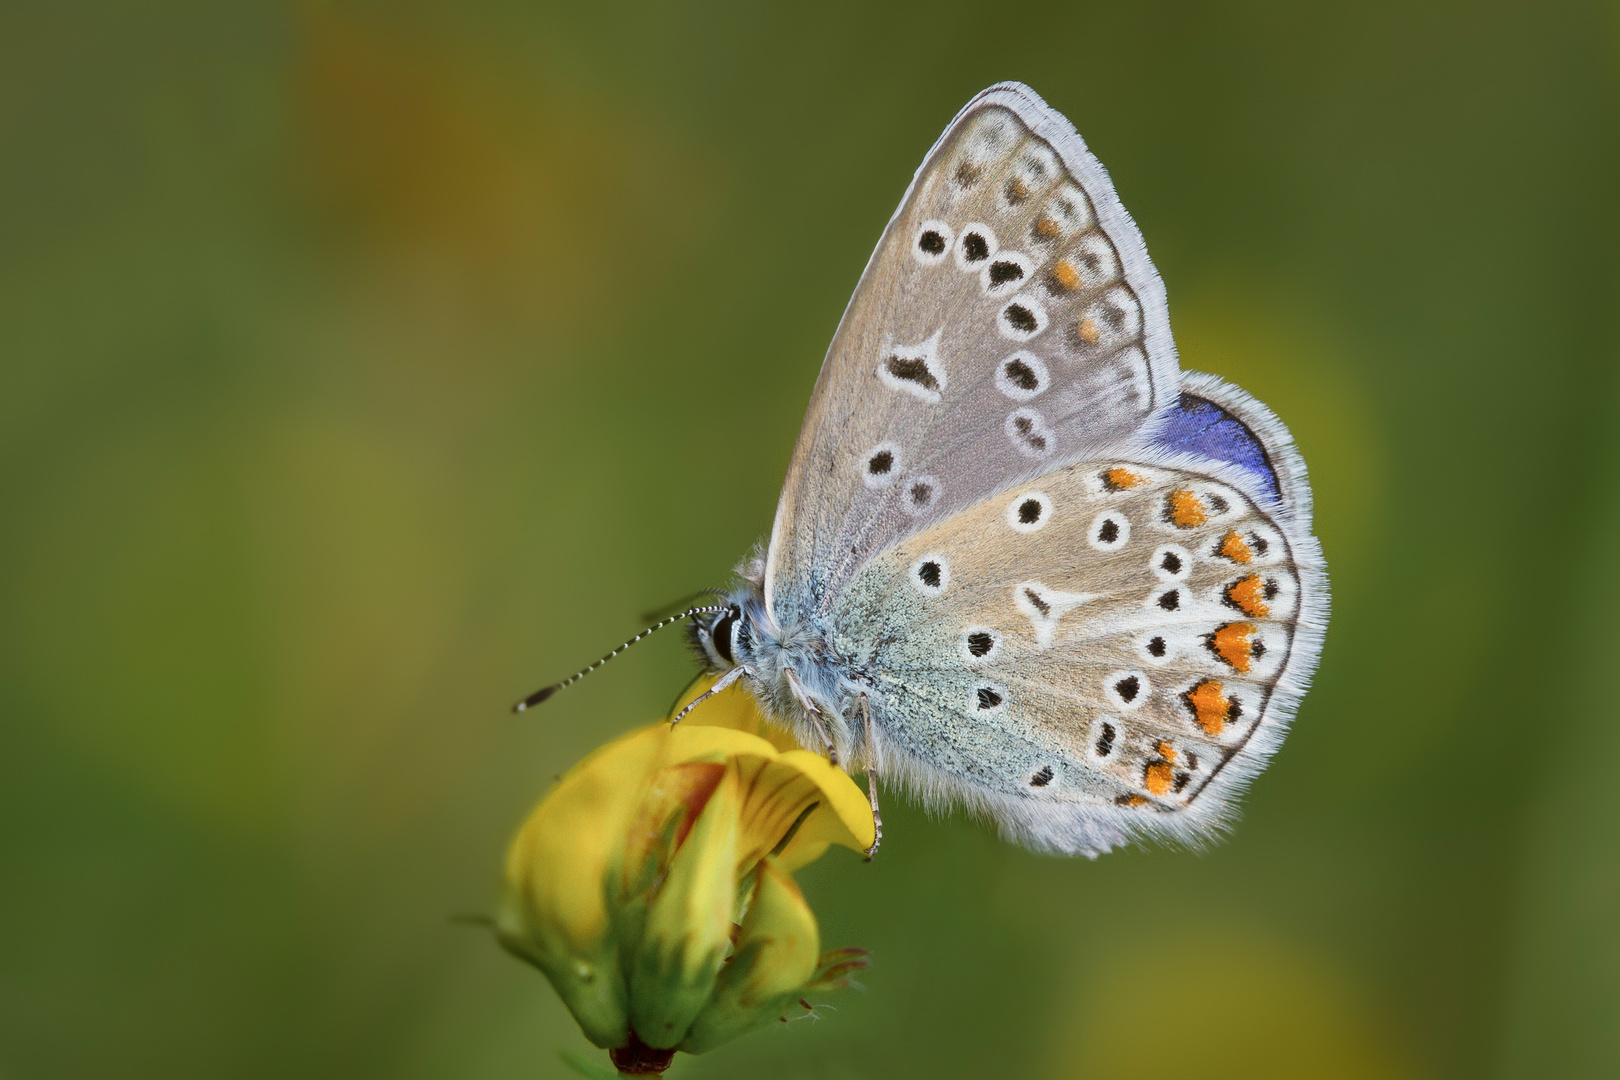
[3,2,1617,1077]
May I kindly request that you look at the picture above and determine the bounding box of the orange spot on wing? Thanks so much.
[1103,467,1146,491]
[1116,794,1148,808]
[1219,531,1254,563]
[1049,259,1081,291]
[1167,489,1208,528]
[1035,217,1061,239]
[1184,679,1232,736]
[1210,622,1257,673]
[1077,317,1100,345]
[1155,740,1177,763]
[1144,759,1174,796]
[1225,574,1271,618]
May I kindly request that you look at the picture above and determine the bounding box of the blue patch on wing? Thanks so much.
[1155,393,1280,501]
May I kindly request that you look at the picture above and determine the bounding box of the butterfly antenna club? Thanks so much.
[512,604,732,713]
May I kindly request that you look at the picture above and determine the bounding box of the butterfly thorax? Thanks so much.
[694,586,866,762]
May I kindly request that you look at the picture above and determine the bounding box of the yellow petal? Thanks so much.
[617,759,728,899]
[628,764,741,1048]
[666,678,875,860]
[679,856,822,1055]
[670,674,801,753]
[655,723,874,866]
[732,748,875,870]
[495,724,666,1046]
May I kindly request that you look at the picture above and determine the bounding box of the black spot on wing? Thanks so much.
[883,354,939,392]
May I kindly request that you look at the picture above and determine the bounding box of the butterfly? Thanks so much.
[525,82,1327,859]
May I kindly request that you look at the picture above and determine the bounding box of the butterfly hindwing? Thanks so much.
[765,83,1181,628]
[829,439,1324,856]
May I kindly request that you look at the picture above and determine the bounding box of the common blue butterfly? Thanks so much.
[528,83,1328,859]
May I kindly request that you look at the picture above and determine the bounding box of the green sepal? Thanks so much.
[494,902,629,1050]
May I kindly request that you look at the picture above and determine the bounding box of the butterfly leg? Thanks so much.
[784,667,840,766]
[670,664,750,725]
[859,692,882,861]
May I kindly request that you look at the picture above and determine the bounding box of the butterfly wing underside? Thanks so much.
[764,83,1181,628]
[831,450,1325,856]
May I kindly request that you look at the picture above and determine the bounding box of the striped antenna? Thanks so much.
[511,604,731,713]
[640,587,724,624]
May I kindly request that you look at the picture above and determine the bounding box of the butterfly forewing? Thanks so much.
[830,460,1311,853]
[766,85,1180,629]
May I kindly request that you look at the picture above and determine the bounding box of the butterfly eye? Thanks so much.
[708,610,738,665]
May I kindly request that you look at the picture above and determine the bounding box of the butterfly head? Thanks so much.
[694,605,739,669]
[694,578,783,672]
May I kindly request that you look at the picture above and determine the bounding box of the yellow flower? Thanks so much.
[496,677,873,1074]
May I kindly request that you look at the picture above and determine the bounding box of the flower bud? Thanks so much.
[496,678,873,1072]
